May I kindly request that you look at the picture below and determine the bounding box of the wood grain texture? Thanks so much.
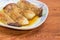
[0,0,60,40]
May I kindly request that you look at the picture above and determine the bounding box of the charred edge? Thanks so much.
[8,23,21,27]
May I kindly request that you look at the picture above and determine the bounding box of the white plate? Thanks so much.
[0,0,48,30]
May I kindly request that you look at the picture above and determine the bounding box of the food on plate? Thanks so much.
[17,0,36,19]
[0,0,43,27]
[23,10,36,19]
[3,3,29,26]
[0,10,15,25]
[17,0,42,17]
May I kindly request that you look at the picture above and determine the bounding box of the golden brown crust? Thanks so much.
[3,3,29,26]
[3,0,42,26]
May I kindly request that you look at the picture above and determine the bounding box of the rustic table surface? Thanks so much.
[0,0,60,40]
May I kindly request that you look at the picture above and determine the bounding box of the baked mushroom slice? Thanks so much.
[23,10,36,19]
[0,11,15,25]
[31,7,43,17]
[17,1,36,19]
[3,3,29,26]
[17,0,32,10]
[17,0,42,18]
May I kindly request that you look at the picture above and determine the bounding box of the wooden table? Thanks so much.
[0,0,60,40]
